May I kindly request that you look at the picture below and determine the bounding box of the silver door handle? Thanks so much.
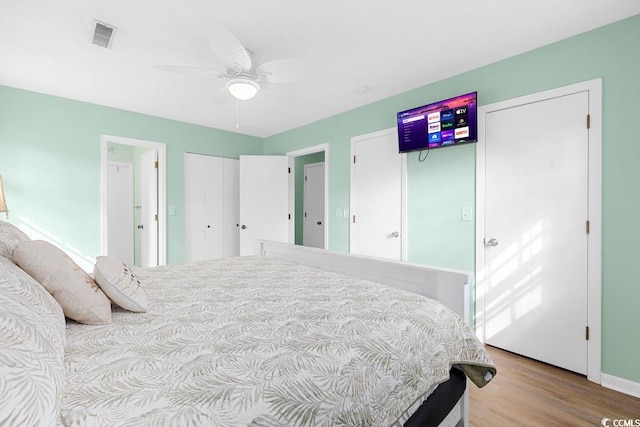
[485,238,499,247]
[389,231,399,238]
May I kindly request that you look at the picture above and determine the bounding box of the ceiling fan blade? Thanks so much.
[207,26,252,71]
[256,59,309,84]
[153,65,225,78]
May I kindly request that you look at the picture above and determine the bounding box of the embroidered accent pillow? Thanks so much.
[93,255,148,312]
[13,240,112,324]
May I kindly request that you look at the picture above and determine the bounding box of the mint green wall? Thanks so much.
[294,152,325,245]
[0,86,262,265]
[264,15,640,383]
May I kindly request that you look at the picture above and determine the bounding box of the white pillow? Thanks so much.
[12,240,112,325]
[93,255,148,312]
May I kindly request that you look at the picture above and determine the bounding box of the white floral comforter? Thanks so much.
[62,256,495,426]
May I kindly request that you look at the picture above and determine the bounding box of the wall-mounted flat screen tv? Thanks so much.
[397,91,477,153]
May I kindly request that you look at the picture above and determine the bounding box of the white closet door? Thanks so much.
[223,158,240,258]
[204,156,224,259]
[350,129,405,261]
[185,153,224,261]
[185,153,206,261]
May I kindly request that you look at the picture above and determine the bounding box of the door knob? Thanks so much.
[207,225,211,229]
[137,224,144,230]
[389,231,399,238]
[317,221,322,225]
[485,238,499,247]
[241,225,247,230]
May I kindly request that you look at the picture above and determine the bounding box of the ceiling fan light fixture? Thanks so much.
[226,78,260,101]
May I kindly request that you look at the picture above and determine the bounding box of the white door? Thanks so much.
[140,149,158,267]
[107,162,134,266]
[223,158,240,258]
[185,153,207,261]
[185,153,225,261]
[239,155,290,255]
[483,92,589,374]
[350,129,404,260]
[303,162,325,248]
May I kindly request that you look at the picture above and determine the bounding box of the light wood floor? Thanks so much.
[469,346,640,426]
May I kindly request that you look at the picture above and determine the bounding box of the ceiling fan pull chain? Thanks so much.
[236,98,240,128]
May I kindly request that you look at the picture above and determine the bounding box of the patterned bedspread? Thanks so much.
[62,256,495,426]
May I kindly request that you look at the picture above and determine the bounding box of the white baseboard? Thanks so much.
[601,373,640,399]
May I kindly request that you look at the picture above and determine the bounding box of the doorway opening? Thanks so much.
[100,135,167,266]
[287,144,329,249]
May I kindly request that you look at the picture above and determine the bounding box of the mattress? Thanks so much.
[62,256,495,426]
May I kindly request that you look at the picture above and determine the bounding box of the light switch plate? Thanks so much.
[168,205,176,216]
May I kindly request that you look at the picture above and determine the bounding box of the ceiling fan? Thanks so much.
[155,26,306,102]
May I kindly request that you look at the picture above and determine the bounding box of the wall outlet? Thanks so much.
[461,207,473,221]
[335,208,342,218]
[168,205,176,216]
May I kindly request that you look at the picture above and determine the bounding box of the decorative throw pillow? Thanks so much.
[12,240,112,325]
[93,255,148,312]
[0,220,30,258]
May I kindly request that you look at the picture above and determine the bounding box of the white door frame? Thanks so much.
[100,134,167,265]
[349,128,408,261]
[140,149,159,267]
[286,143,329,249]
[475,78,602,383]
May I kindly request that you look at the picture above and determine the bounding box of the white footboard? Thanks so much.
[257,240,472,321]
[257,240,473,427]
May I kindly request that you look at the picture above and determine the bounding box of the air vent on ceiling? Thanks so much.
[92,21,116,48]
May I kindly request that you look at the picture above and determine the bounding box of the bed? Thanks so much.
[0,220,495,426]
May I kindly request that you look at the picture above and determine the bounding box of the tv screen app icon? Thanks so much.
[456,117,468,127]
[428,122,441,133]
[441,109,454,121]
[455,127,469,139]
[455,106,468,116]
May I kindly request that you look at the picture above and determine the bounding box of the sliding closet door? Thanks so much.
[185,153,240,262]
[185,153,223,261]
[223,158,240,258]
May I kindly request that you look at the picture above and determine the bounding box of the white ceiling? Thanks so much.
[1,1,638,138]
